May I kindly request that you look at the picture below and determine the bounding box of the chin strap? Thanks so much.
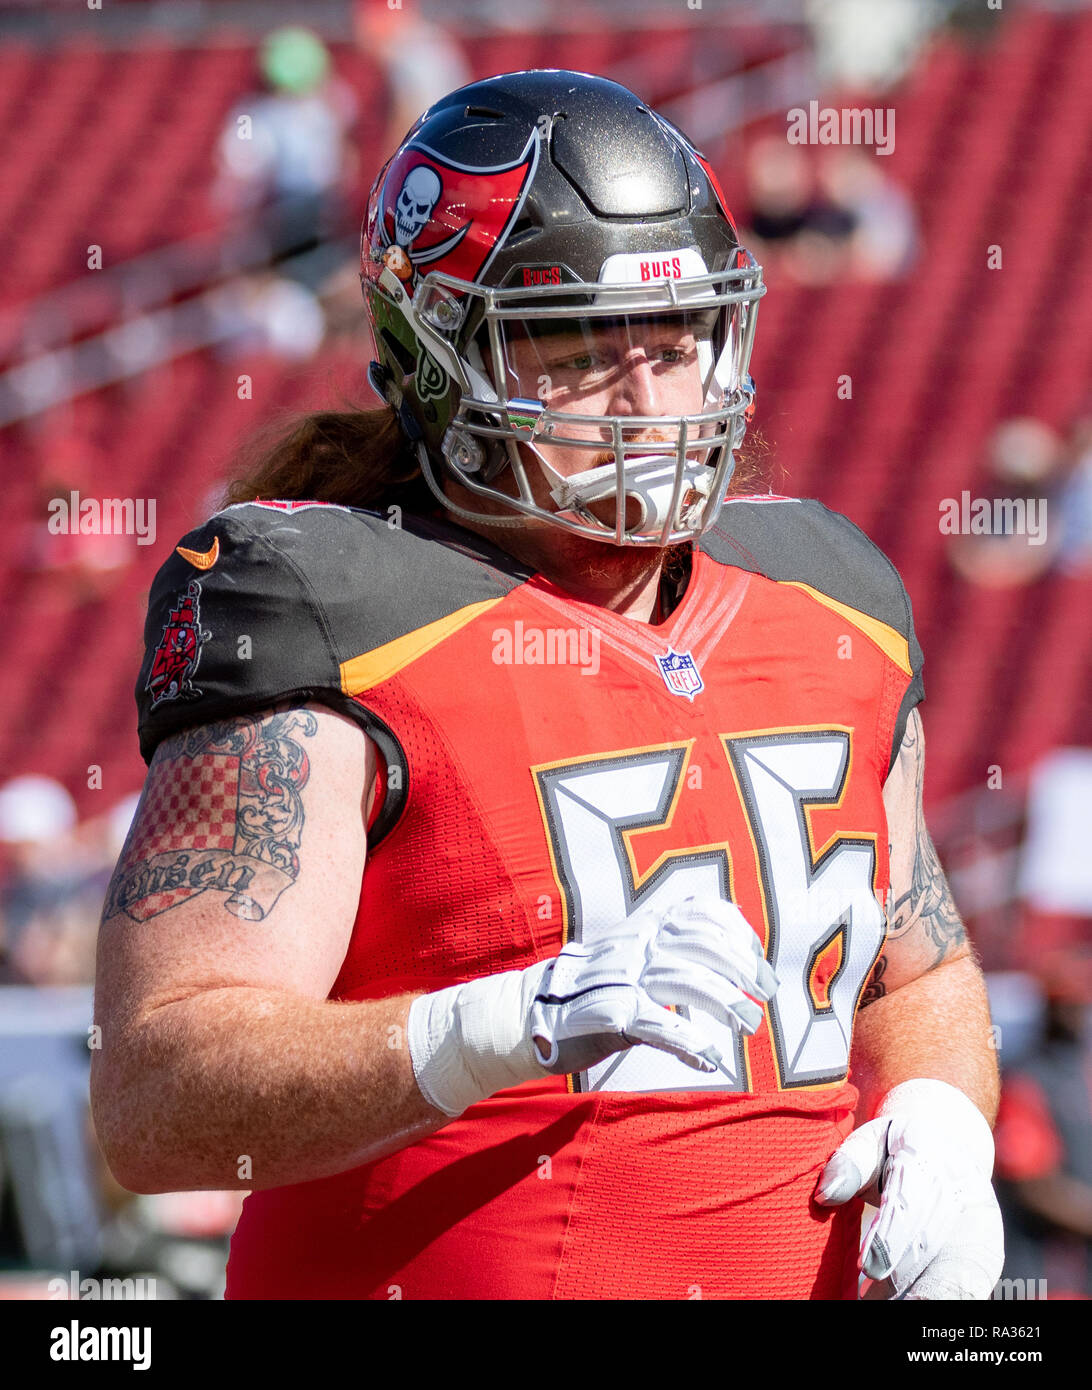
[537,452,717,537]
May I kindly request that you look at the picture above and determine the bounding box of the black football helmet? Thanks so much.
[361,69,764,545]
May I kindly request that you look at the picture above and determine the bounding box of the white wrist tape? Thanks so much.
[877,1078,995,1178]
[407,961,553,1117]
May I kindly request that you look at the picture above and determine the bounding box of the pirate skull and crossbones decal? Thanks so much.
[379,157,470,274]
[394,165,442,245]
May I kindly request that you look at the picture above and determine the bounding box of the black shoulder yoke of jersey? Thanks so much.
[135,503,533,808]
[699,495,925,773]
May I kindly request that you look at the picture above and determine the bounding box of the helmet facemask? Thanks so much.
[406,252,764,546]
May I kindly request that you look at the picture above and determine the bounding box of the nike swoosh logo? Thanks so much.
[175,537,220,570]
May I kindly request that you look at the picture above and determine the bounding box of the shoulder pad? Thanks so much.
[135,501,525,763]
[700,495,924,770]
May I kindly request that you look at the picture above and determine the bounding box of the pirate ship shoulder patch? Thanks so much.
[146,578,211,710]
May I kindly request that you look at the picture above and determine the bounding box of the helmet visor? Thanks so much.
[500,312,716,405]
[494,309,721,436]
[477,297,751,478]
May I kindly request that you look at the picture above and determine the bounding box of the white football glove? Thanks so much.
[530,896,778,1075]
[814,1078,1005,1300]
[408,895,777,1117]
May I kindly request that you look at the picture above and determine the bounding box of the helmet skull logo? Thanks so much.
[394,165,442,247]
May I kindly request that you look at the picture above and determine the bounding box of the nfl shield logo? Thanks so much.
[655,648,704,701]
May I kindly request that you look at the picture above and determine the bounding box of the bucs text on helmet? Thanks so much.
[361,69,765,546]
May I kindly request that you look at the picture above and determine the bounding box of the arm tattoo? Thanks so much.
[894,821,967,962]
[103,708,317,924]
[860,951,888,1006]
[859,711,967,1007]
[885,713,966,963]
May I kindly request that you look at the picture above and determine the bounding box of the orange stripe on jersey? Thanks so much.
[780,581,912,675]
[340,597,504,694]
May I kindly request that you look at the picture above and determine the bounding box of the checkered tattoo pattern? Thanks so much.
[108,710,316,922]
[127,752,239,861]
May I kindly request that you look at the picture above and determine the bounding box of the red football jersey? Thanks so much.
[137,496,924,1299]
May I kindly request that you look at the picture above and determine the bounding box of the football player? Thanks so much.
[91,70,1003,1299]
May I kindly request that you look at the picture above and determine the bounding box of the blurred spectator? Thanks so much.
[215,26,358,290]
[986,970,1045,1069]
[0,776,84,987]
[742,137,856,286]
[0,785,243,1295]
[20,425,132,602]
[355,0,471,155]
[0,776,75,848]
[1018,747,1092,955]
[0,777,104,1273]
[806,0,945,91]
[0,987,104,1276]
[993,747,1092,1299]
[947,417,1063,588]
[994,944,1092,1298]
[0,780,137,989]
[817,148,918,279]
[742,139,917,286]
[1054,415,1092,575]
[209,270,327,362]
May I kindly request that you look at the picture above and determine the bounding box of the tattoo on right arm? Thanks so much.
[103,708,317,924]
